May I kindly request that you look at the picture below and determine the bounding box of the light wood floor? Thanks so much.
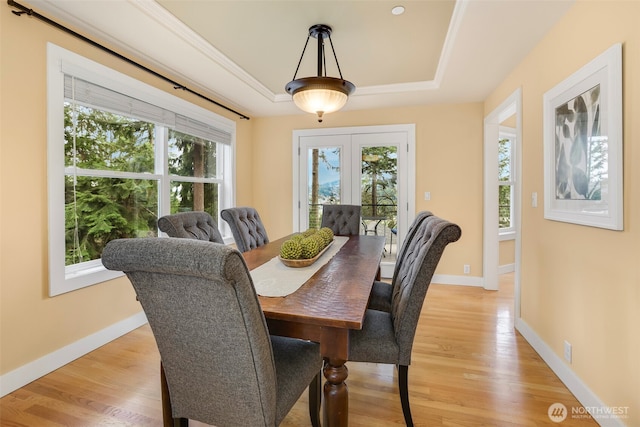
[1,274,597,426]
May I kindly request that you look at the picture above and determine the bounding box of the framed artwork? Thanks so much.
[543,43,623,230]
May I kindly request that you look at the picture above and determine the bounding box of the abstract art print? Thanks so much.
[543,43,623,230]
[554,84,603,201]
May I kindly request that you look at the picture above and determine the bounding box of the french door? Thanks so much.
[292,125,415,276]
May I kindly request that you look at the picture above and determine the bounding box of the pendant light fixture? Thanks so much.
[285,24,355,122]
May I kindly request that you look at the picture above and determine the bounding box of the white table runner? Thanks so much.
[250,236,349,297]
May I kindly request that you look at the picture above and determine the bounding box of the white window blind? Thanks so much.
[175,114,232,145]
[64,75,232,145]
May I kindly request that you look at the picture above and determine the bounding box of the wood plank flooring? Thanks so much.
[0,274,598,426]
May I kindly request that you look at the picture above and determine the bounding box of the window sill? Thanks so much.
[499,230,515,241]
[50,261,123,297]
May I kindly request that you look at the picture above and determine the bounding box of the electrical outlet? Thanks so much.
[463,264,470,274]
[532,192,538,208]
[424,191,431,201]
[564,340,572,363]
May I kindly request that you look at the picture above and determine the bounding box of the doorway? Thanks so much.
[483,89,522,319]
[292,124,415,277]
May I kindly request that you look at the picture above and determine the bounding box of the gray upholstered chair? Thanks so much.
[368,211,433,312]
[348,215,461,426]
[220,207,269,252]
[101,238,322,427]
[320,204,361,236]
[157,211,224,243]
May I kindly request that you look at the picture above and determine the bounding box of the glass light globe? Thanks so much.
[292,89,348,115]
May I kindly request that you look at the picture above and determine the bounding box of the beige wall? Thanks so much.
[485,0,639,422]
[250,103,484,276]
[499,239,515,267]
[0,6,249,374]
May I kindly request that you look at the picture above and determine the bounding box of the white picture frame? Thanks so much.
[543,43,623,230]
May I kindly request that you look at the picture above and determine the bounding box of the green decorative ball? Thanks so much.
[302,228,318,237]
[280,239,303,259]
[310,233,326,250]
[301,236,321,259]
[318,227,334,245]
[290,233,305,242]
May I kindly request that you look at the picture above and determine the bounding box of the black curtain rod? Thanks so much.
[7,0,250,120]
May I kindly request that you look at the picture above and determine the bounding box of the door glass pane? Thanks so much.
[361,146,398,259]
[307,147,341,229]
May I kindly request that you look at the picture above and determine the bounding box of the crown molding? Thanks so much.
[433,0,468,86]
[131,0,468,102]
[130,0,277,102]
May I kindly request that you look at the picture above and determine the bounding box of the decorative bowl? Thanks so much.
[278,240,333,268]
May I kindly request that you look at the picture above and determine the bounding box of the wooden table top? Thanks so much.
[243,234,385,330]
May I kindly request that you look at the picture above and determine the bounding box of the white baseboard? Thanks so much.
[432,273,484,287]
[499,263,515,274]
[515,318,627,427]
[379,267,484,287]
[380,263,394,279]
[0,311,148,397]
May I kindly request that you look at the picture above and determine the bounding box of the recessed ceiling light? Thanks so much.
[391,5,405,16]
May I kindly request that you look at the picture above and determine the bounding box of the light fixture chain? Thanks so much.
[292,35,312,81]
[328,36,345,80]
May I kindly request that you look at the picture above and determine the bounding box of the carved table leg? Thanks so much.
[323,358,349,427]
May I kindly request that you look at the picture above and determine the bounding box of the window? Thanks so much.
[498,127,515,239]
[48,44,235,296]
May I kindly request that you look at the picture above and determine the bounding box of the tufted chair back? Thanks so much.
[320,204,361,236]
[390,215,462,364]
[391,211,433,285]
[367,211,433,313]
[158,211,224,244]
[220,207,270,253]
[101,238,322,426]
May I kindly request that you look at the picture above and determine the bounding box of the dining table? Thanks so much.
[243,233,386,427]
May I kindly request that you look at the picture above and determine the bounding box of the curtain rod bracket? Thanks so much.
[11,8,30,16]
[6,0,250,120]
